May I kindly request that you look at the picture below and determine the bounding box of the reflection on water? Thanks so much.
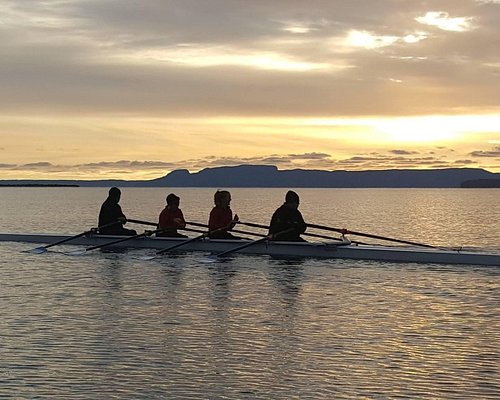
[2,245,498,398]
[0,188,499,398]
[268,258,305,308]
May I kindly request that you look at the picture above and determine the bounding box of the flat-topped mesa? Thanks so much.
[155,165,280,187]
[0,166,498,188]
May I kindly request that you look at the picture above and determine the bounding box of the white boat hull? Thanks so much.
[1,232,499,266]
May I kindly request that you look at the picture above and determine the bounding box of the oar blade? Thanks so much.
[27,246,48,254]
[66,249,88,256]
[199,255,219,263]
[133,254,158,261]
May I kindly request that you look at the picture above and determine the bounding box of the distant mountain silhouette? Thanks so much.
[1,165,498,188]
[0,183,78,187]
[148,165,500,188]
[461,179,500,188]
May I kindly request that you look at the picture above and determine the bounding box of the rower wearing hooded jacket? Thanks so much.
[268,190,307,241]
[98,187,137,235]
[157,193,188,238]
[208,190,240,239]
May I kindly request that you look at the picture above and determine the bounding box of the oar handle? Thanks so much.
[307,223,437,249]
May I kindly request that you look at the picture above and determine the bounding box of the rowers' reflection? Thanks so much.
[100,255,125,292]
[209,262,237,309]
[268,257,305,308]
[158,256,184,301]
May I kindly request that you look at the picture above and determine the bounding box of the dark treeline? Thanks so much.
[0,184,79,187]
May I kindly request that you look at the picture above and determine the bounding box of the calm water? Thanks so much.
[0,188,499,399]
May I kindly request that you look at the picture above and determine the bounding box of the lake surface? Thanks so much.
[0,188,499,398]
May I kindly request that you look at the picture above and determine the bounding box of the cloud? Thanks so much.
[21,162,54,168]
[453,159,477,165]
[475,0,500,4]
[0,0,499,117]
[415,12,475,32]
[0,163,16,169]
[469,146,500,157]
[389,150,420,155]
[0,1,498,179]
[286,152,331,160]
[2,148,491,179]
[80,160,177,170]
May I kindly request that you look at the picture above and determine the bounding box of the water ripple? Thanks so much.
[0,244,498,398]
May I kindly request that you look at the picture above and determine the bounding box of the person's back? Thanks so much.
[98,187,137,235]
[269,190,306,241]
[208,190,239,239]
[157,193,187,238]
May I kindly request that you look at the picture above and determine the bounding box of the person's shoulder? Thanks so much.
[275,204,288,212]
[101,198,113,208]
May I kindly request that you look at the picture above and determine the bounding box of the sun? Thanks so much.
[374,117,459,143]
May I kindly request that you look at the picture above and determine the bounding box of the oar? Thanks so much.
[307,223,438,249]
[138,221,239,261]
[182,227,206,234]
[126,218,158,227]
[67,228,165,256]
[137,232,210,261]
[28,220,121,254]
[186,221,266,239]
[206,228,295,260]
[235,220,359,244]
[186,221,207,229]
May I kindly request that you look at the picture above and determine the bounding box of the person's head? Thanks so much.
[285,190,300,209]
[214,190,231,207]
[166,193,180,209]
[108,187,121,202]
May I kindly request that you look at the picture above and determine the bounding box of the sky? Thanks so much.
[1,0,499,180]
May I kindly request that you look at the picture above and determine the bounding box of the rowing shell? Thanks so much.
[1,232,499,266]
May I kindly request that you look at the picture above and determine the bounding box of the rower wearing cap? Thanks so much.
[208,190,240,239]
[98,187,137,235]
[268,190,307,241]
[157,193,188,238]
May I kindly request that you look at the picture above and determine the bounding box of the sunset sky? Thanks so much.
[1,0,499,180]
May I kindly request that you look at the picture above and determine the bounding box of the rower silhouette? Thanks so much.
[98,187,137,235]
[157,193,188,238]
[268,190,307,242]
[208,190,240,239]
